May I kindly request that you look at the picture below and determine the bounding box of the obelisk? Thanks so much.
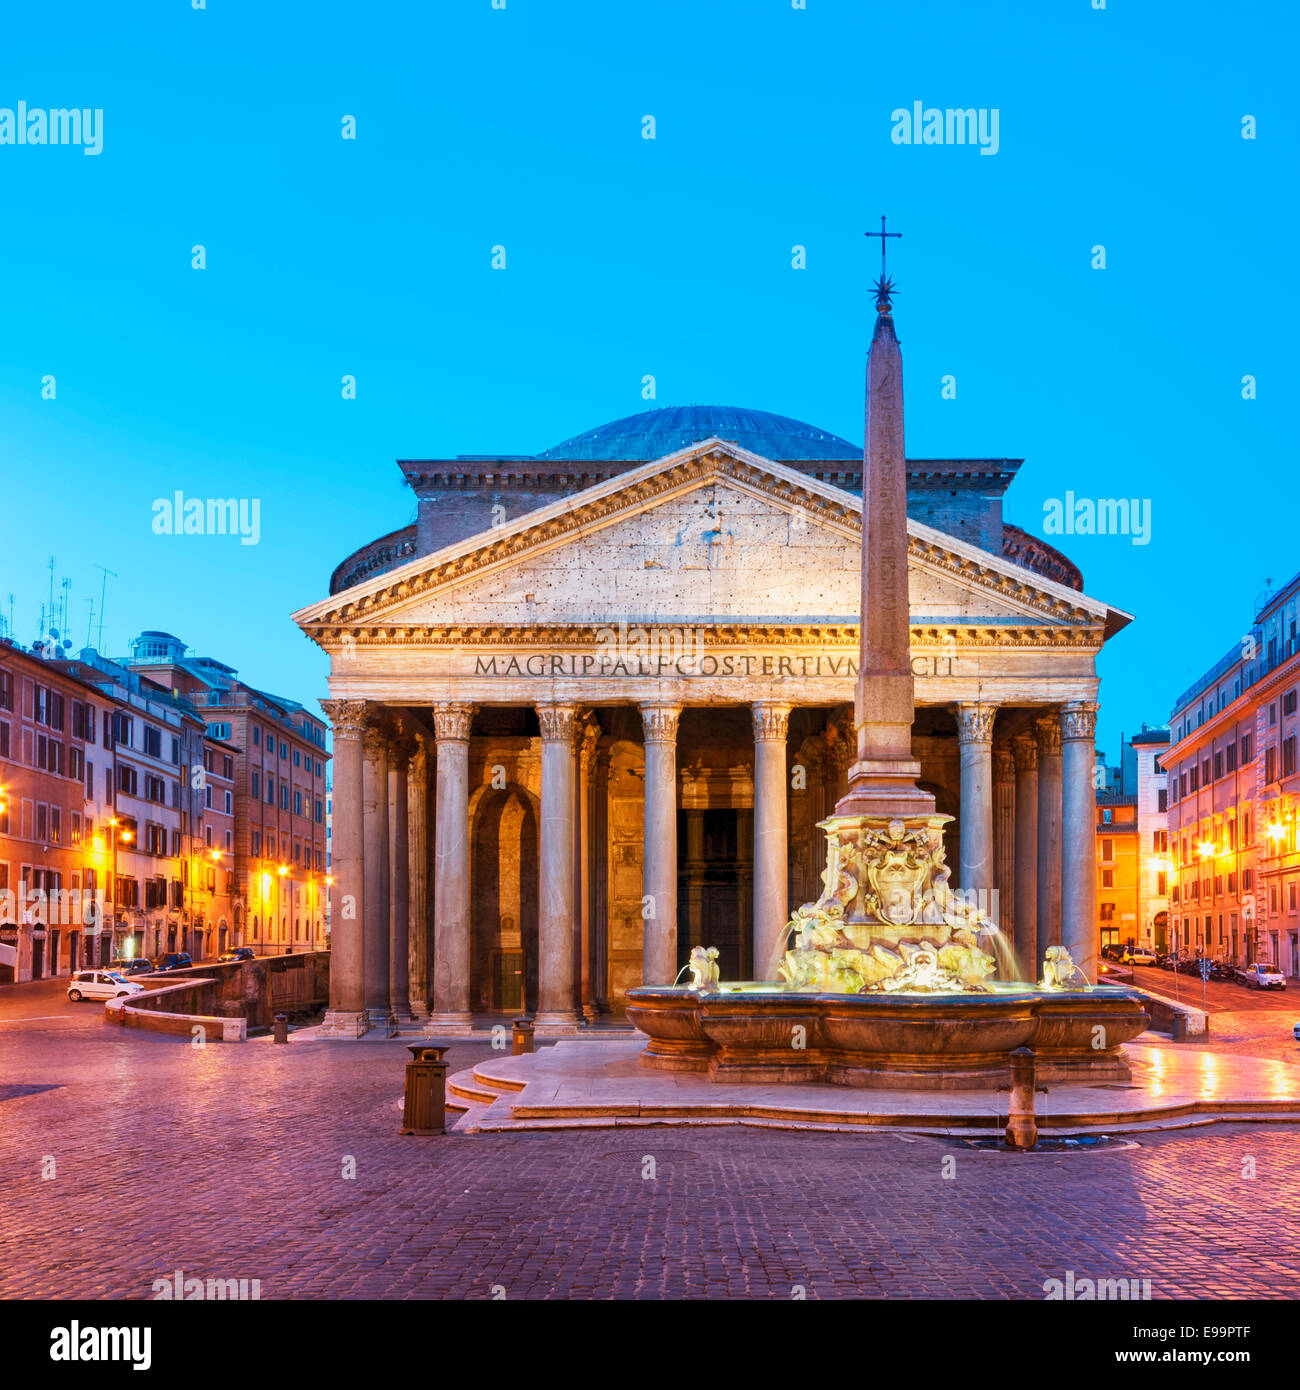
[835,273,934,819]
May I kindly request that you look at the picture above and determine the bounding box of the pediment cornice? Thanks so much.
[293,439,1119,639]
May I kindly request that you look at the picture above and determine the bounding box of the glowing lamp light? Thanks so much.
[325,876,333,887]
[121,830,133,844]
[277,864,289,877]
[1196,841,1214,859]
[260,872,272,894]
[1268,823,1286,841]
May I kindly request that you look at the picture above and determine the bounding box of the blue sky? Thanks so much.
[1,0,1295,757]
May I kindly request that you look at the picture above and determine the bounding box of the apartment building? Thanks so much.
[0,641,116,980]
[1161,575,1300,974]
[122,632,329,955]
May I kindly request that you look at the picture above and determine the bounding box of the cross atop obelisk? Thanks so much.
[835,221,935,818]
[864,214,901,282]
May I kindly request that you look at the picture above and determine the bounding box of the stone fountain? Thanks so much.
[627,259,1148,1089]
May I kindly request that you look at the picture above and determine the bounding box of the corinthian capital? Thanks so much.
[751,701,791,743]
[1012,732,1038,773]
[536,703,578,743]
[640,703,681,745]
[432,702,475,744]
[320,699,369,741]
[1035,712,1063,757]
[955,701,997,746]
[1060,700,1100,743]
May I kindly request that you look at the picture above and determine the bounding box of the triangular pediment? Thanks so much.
[294,439,1124,641]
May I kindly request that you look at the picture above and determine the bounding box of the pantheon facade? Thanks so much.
[295,405,1127,1035]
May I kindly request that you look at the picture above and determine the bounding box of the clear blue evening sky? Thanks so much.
[1,0,1295,758]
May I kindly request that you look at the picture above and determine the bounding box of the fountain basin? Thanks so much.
[626,984,1149,1090]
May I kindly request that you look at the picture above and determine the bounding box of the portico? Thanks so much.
[296,436,1124,1036]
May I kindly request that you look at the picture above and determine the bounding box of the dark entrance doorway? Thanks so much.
[471,787,540,1013]
[677,808,753,983]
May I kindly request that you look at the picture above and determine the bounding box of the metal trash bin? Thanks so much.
[272,1012,289,1044]
[512,1017,535,1055]
[401,1044,448,1135]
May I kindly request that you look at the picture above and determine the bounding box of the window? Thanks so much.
[266,778,274,805]
[1101,838,1114,861]
[117,764,138,796]
[294,790,303,816]
[224,790,232,813]
[1101,868,1114,888]
[252,772,260,799]
[1200,758,1211,786]
[1157,872,1167,895]
[1100,903,1115,921]
[1270,703,1278,726]
[144,726,162,758]
[1242,733,1253,762]
[0,670,11,711]
[1291,883,1298,912]
[315,798,323,823]
[1243,867,1253,890]
[1285,736,1297,778]
[1266,746,1278,784]
[1189,766,1199,792]
[1157,788,1167,812]
[1226,742,1237,773]
[171,737,180,766]
[280,739,288,759]
[294,749,301,768]
[1286,690,1297,715]
[1214,751,1223,779]
[280,784,289,810]
[222,756,233,780]
[253,726,260,746]
[0,720,8,759]
[252,830,262,855]
[1228,871,1237,894]
[114,714,133,748]
[205,784,213,808]
[145,775,166,804]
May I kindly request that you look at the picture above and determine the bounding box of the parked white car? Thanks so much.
[67,970,144,1002]
[1124,946,1159,966]
[1235,963,1286,991]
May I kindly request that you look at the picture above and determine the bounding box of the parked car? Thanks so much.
[1123,946,1159,966]
[152,952,193,973]
[1236,962,1286,991]
[67,970,144,1002]
[217,947,255,964]
[1101,944,1126,962]
[108,958,153,976]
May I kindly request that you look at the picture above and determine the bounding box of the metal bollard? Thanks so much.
[1002,1046,1048,1150]
[512,1017,535,1055]
[272,1012,289,1044]
[401,1044,448,1136]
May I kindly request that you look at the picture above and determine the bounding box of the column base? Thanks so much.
[425,1011,476,1036]
[533,1011,583,1036]
[317,1010,371,1039]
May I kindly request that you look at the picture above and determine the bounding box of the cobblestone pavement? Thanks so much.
[2,989,1299,1300]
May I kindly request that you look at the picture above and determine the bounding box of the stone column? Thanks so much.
[318,700,368,1036]
[407,735,431,1018]
[993,745,1016,941]
[388,726,415,1023]
[536,704,580,1032]
[576,721,599,1023]
[361,719,391,1024]
[592,747,611,1014]
[1036,713,1064,956]
[824,709,855,804]
[429,703,475,1033]
[956,702,997,902]
[753,701,792,981]
[1012,732,1039,980]
[640,703,681,986]
[1061,701,1100,978]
